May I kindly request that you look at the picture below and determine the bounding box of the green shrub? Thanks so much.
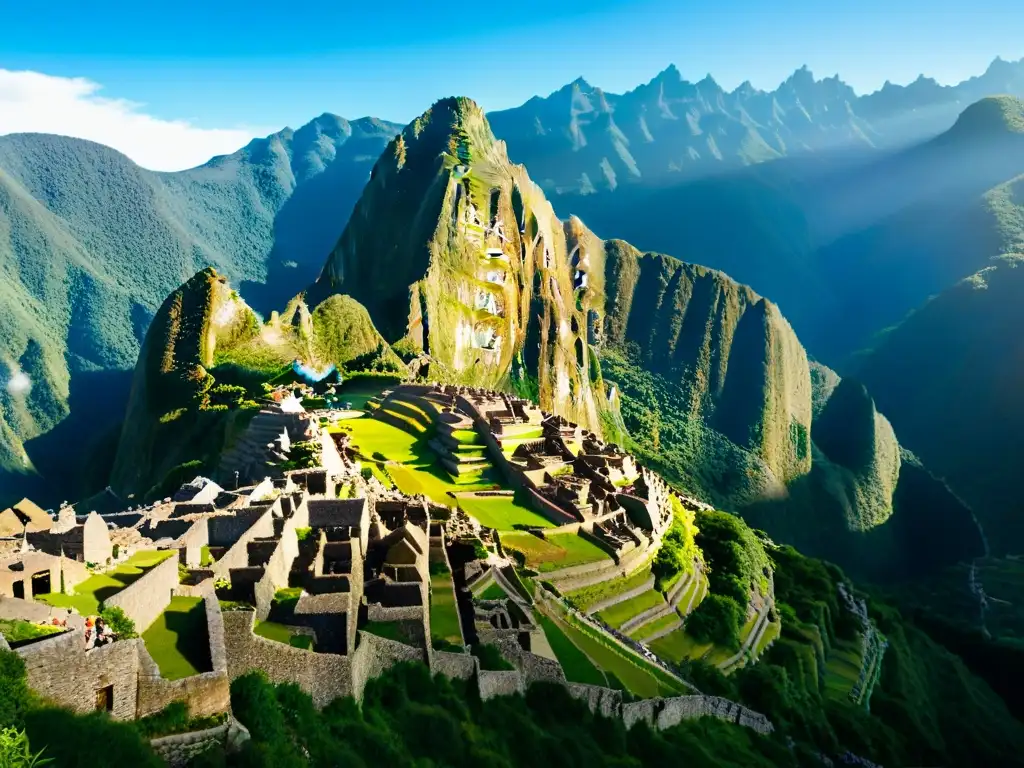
[99,606,137,640]
[685,594,743,649]
[24,709,162,768]
[0,726,49,768]
[0,650,33,728]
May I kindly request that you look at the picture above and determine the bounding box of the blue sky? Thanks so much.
[1,0,1021,169]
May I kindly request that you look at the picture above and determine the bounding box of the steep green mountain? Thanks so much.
[854,254,1024,554]
[309,97,981,579]
[0,115,399,506]
[110,267,398,498]
[488,58,1024,195]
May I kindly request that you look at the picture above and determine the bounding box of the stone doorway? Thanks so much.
[95,685,114,712]
[12,580,24,599]
[31,571,50,596]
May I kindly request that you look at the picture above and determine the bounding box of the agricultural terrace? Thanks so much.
[500,532,611,573]
[429,562,463,649]
[35,550,176,616]
[455,493,553,530]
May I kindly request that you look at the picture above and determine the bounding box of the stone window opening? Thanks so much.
[12,580,24,599]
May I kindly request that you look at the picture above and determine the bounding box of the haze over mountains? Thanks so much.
[2,56,1024,571]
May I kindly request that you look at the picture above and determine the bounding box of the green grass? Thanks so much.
[450,429,484,445]
[337,414,497,505]
[36,550,176,616]
[254,620,315,650]
[502,532,611,573]
[556,611,684,698]
[649,628,714,664]
[537,614,606,686]
[430,570,463,647]
[362,621,412,644]
[566,564,654,611]
[629,612,682,641]
[596,589,667,630]
[335,377,400,411]
[199,546,214,567]
[0,619,64,645]
[824,637,864,700]
[754,618,781,656]
[476,581,507,600]
[457,493,554,530]
[142,596,211,680]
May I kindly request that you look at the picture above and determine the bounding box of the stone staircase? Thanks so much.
[217,407,312,487]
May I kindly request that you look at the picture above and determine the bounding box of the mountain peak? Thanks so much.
[949,95,1024,138]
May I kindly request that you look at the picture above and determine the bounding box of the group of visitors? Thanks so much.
[84,616,115,649]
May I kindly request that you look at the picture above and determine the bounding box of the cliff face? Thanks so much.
[315,97,606,429]
[602,243,812,487]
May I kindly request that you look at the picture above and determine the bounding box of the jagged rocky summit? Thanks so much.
[299,96,981,579]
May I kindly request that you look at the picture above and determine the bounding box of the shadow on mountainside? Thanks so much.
[2,368,135,509]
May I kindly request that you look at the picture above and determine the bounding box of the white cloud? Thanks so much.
[0,69,270,171]
[3,366,31,396]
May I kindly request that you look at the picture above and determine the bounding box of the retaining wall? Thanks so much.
[105,553,179,632]
[221,608,352,708]
[210,507,276,580]
[150,717,250,768]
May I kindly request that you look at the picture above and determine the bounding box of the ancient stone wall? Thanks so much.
[621,695,774,735]
[150,717,250,768]
[16,629,141,719]
[136,590,229,719]
[477,669,525,700]
[136,643,230,719]
[253,526,298,620]
[431,650,476,680]
[350,630,426,701]
[210,508,275,580]
[221,608,352,707]
[105,553,179,632]
[526,488,579,525]
[566,683,623,719]
[179,518,209,568]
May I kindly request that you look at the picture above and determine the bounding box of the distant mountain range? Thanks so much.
[489,56,1024,194]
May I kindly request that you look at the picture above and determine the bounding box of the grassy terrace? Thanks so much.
[36,550,176,616]
[595,588,666,630]
[566,564,654,610]
[456,493,553,530]
[334,414,496,505]
[429,565,463,648]
[630,612,681,641]
[143,596,212,680]
[649,628,714,665]
[540,602,685,698]
[254,620,314,650]
[335,376,400,411]
[824,636,865,701]
[538,614,605,686]
[501,532,611,573]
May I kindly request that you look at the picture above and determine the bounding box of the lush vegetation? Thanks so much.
[223,663,791,767]
[685,594,744,650]
[0,620,63,646]
[651,497,699,590]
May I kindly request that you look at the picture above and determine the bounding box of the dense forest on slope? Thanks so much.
[854,254,1024,553]
[0,116,399,506]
